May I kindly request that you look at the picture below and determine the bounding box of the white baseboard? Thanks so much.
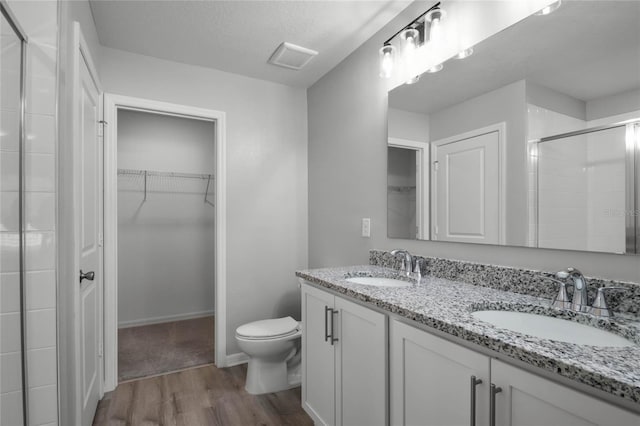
[118,309,214,328]
[224,352,249,367]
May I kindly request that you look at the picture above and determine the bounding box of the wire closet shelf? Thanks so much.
[117,168,215,204]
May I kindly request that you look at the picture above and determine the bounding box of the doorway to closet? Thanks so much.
[102,95,227,392]
[116,109,215,382]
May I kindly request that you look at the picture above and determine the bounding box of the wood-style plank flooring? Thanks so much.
[92,364,313,426]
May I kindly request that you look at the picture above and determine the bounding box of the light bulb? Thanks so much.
[536,0,561,16]
[406,75,420,85]
[456,47,474,59]
[379,45,396,79]
[427,63,443,73]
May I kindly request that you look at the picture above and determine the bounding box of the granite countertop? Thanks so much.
[296,265,640,407]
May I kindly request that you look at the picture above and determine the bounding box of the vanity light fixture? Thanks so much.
[456,47,474,59]
[378,2,442,80]
[536,0,561,16]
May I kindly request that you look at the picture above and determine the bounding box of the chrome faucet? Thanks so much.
[556,267,589,313]
[390,249,414,276]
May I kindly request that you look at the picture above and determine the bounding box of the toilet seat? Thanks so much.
[236,316,300,340]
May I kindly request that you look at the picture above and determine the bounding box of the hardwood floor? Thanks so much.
[92,364,313,426]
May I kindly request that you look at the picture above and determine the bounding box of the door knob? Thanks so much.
[80,270,95,283]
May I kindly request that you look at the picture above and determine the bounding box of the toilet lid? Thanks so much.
[236,316,299,339]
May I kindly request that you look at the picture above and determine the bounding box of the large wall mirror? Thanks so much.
[387,0,640,255]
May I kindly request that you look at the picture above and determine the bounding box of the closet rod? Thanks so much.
[117,168,214,180]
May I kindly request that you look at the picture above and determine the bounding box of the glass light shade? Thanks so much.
[400,28,419,53]
[426,8,447,43]
[456,47,474,59]
[379,45,396,78]
[427,63,443,73]
[536,0,561,16]
[406,75,420,85]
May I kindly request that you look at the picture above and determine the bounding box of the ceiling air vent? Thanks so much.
[268,42,318,70]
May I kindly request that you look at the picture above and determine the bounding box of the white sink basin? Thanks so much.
[345,276,412,288]
[472,310,635,347]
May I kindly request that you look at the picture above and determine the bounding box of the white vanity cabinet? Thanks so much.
[491,360,640,426]
[390,319,640,426]
[301,282,387,426]
[390,320,491,426]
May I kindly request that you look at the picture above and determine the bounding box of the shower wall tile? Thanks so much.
[25,153,55,192]
[0,151,19,191]
[28,384,57,425]
[0,272,19,313]
[24,231,55,271]
[25,44,57,116]
[26,270,56,310]
[0,109,20,151]
[0,191,19,231]
[0,232,20,272]
[27,347,56,388]
[0,391,23,425]
[25,192,55,231]
[26,113,55,154]
[0,312,21,353]
[4,0,57,47]
[0,351,22,392]
[26,309,56,350]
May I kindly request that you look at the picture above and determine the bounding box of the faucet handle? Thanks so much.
[549,278,571,310]
[413,258,424,280]
[588,287,627,318]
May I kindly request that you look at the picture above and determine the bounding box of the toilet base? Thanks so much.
[244,357,301,395]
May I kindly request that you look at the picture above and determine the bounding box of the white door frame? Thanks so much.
[430,123,507,245]
[388,137,430,240]
[102,94,227,392]
[58,22,104,426]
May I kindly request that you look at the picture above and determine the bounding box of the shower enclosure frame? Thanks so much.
[0,0,29,423]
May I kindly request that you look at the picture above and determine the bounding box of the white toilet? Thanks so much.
[235,316,302,395]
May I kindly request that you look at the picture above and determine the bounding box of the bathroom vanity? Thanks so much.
[297,259,640,426]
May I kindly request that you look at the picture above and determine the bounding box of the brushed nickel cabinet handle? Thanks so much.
[324,306,331,343]
[330,309,339,345]
[470,375,483,426]
[490,383,502,426]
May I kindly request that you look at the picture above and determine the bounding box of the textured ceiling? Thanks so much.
[89,0,413,88]
[389,1,640,115]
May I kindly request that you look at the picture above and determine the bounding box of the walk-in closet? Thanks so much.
[116,109,216,382]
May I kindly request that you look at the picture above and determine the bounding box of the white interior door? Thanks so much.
[432,126,503,244]
[78,47,103,425]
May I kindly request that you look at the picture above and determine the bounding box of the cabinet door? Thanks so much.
[301,284,336,425]
[390,320,490,426]
[491,360,640,426]
[335,296,388,426]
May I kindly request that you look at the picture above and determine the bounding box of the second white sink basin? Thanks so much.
[345,276,412,288]
[472,310,635,347]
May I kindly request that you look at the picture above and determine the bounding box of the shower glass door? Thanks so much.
[1,2,27,424]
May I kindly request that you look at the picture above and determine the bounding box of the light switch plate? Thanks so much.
[362,218,371,238]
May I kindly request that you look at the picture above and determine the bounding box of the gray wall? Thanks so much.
[586,88,640,121]
[307,5,640,282]
[100,46,308,355]
[117,110,215,326]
